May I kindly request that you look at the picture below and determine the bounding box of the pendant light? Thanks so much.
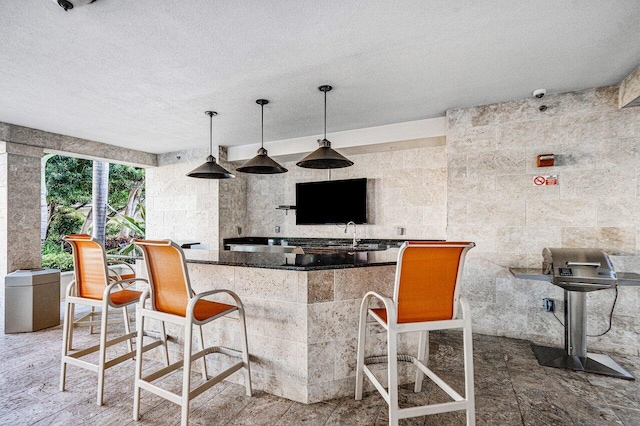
[187,111,235,179]
[296,85,353,169]
[237,99,288,174]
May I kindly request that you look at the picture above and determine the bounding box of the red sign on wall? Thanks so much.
[533,175,558,186]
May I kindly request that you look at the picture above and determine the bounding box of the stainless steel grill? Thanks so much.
[511,247,640,380]
[542,248,616,290]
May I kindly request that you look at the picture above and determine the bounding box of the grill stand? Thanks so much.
[531,289,634,380]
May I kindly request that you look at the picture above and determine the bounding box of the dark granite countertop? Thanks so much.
[109,248,400,271]
[222,236,435,250]
[185,248,401,271]
[110,237,442,271]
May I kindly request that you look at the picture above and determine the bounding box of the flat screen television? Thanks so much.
[296,178,367,225]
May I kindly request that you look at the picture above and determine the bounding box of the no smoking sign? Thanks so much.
[533,175,558,186]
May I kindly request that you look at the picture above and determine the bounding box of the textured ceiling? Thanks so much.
[1,0,639,154]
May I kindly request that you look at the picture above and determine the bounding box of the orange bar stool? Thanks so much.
[133,239,252,426]
[60,234,168,406]
[355,241,476,426]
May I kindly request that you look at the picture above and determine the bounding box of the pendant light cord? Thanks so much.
[324,89,327,139]
[261,102,264,149]
[209,114,213,156]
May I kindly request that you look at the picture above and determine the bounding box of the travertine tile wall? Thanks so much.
[146,148,225,249]
[218,147,248,249]
[244,144,447,240]
[446,85,640,355]
[146,147,248,250]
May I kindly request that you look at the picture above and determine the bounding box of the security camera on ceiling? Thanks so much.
[53,0,98,11]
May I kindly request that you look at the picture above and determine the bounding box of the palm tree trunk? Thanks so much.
[119,180,143,237]
[92,161,109,244]
[81,207,93,234]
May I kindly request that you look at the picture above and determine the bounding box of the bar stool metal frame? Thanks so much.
[355,241,476,426]
[83,259,138,337]
[60,234,168,406]
[132,239,252,426]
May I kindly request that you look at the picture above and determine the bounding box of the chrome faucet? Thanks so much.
[345,221,358,247]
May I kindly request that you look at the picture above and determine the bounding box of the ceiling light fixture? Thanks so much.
[187,111,235,179]
[53,0,98,11]
[237,99,288,174]
[296,85,353,169]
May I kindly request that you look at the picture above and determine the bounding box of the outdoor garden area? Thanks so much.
[41,155,145,271]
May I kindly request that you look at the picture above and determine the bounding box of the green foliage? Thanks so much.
[49,206,85,239]
[42,239,67,256]
[106,221,121,236]
[108,164,146,208]
[46,156,93,207]
[110,204,146,237]
[42,252,74,271]
[108,204,146,255]
[45,157,145,210]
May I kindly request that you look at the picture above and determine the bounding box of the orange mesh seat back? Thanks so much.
[136,241,190,317]
[395,242,471,323]
[65,234,109,300]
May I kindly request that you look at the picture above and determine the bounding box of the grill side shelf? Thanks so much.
[616,272,640,286]
[510,268,553,282]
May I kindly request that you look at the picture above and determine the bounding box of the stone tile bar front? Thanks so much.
[135,249,421,403]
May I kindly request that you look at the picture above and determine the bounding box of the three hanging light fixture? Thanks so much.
[237,99,288,174]
[189,85,352,176]
[296,85,353,169]
[187,111,235,179]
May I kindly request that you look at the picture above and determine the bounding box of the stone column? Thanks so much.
[217,146,247,250]
[0,142,44,276]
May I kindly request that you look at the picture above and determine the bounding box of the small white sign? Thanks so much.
[533,175,558,186]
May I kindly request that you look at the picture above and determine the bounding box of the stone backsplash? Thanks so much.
[243,144,447,241]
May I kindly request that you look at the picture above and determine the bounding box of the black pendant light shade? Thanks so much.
[297,85,353,169]
[237,99,288,174]
[187,111,235,179]
[296,139,354,169]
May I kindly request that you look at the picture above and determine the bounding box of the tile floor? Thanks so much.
[1,304,640,425]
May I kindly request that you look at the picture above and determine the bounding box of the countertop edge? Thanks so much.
[186,258,397,271]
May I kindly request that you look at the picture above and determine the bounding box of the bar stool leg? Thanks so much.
[181,321,194,426]
[89,306,96,334]
[354,302,368,401]
[96,301,109,406]
[387,329,399,426]
[160,321,170,366]
[122,305,133,353]
[133,309,146,421]
[414,330,428,392]
[197,325,208,380]
[67,302,75,351]
[239,307,252,396]
[462,309,476,426]
[60,298,73,391]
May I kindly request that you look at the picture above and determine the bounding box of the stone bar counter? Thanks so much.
[134,238,433,403]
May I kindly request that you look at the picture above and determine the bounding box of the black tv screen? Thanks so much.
[296,178,367,225]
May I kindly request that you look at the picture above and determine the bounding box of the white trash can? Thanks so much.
[4,268,61,333]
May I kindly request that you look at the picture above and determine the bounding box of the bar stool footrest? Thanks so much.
[365,354,416,365]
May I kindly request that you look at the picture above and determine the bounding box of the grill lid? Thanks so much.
[542,248,616,289]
